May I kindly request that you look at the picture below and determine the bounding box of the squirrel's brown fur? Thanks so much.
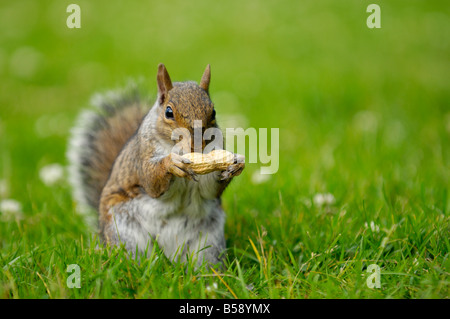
[67,91,147,211]
[68,64,244,264]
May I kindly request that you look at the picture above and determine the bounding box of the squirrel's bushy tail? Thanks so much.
[67,86,148,214]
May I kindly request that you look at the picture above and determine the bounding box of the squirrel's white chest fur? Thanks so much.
[107,172,226,264]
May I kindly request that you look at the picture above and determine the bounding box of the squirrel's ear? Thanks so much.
[157,63,173,104]
[199,64,211,94]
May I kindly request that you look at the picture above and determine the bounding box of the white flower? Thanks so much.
[206,282,218,293]
[0,199,21,213]
[364,221,380,233]
[370,221,380,232]
[251,170,271,185]
[39,163,65,186]
[313,193,335,207]
[0,199,23,221]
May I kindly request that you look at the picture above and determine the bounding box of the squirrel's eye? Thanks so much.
[211,109,216,120]
[165,106,174,119]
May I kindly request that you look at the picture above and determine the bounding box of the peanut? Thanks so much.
[182,150,238,175]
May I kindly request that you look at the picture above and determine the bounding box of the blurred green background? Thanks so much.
[1,0,448,194]
[0,0,448,298]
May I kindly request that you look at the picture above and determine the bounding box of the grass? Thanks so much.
[0,0,448,299]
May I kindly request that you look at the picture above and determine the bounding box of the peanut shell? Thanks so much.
[182,150,236,175]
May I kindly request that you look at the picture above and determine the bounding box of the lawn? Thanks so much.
[0,0,448,299]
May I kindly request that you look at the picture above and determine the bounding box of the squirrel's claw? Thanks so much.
[168,153,198,181]
[220,162,245,181]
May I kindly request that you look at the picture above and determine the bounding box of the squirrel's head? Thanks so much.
[155,64,218,153]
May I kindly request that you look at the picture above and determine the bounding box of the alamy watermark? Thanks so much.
[63,3,382,174]
[68,3,381,30]
[366,264,381,288]
[170,121,279,175]
[67,264,81,288]
[66,4,81,29]
[367,4,381,29]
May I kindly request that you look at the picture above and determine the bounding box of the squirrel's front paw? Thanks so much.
[220,155,245,181]
[168,153,198,181]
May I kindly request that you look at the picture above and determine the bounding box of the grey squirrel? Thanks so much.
[67,64,244,266]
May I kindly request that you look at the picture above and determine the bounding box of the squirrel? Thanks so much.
[67,64,244,266]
